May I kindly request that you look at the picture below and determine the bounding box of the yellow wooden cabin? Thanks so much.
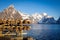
[23,19,31,24]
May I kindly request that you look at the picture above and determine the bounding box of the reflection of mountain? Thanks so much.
[0,5,22,20]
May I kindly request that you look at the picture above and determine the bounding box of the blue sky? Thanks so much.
[0,0,60,19]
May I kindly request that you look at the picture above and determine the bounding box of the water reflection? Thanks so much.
[0,24,60,40]
[27,24,60,40]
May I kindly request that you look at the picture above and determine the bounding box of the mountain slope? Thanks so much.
[0,5,59,24]
[56,17,60,24]
[38,17,56,24]
[33,13,56,23]
[0,5,22,20]
[18,11,30,20]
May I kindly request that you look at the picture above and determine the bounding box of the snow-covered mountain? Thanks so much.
[18,11,30,20]
[31,12,57,24]
[0,5,22,20]
[56,17,60,24]
[0,5,59,24]
[31,13,49,23]
[38,16,56,24]
[31,13,42,23]
[18,11,59,24]
[0,5,32,21]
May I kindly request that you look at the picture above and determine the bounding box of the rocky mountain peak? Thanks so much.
[8,4,14,9]
[41,13,48,17]
[0,5,22,20]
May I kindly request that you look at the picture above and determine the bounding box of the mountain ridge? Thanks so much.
[0,5,60,24]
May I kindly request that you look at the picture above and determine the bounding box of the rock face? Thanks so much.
[56,17,60,24]
[0,5,22,20]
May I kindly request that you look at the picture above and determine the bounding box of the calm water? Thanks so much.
[26,24,60,40]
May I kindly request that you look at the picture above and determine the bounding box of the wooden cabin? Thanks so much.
[10,19,15,25]
[0,19,3,25]
[19,20,23,24]
[23,19,31,24]
[3,20,7,24]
